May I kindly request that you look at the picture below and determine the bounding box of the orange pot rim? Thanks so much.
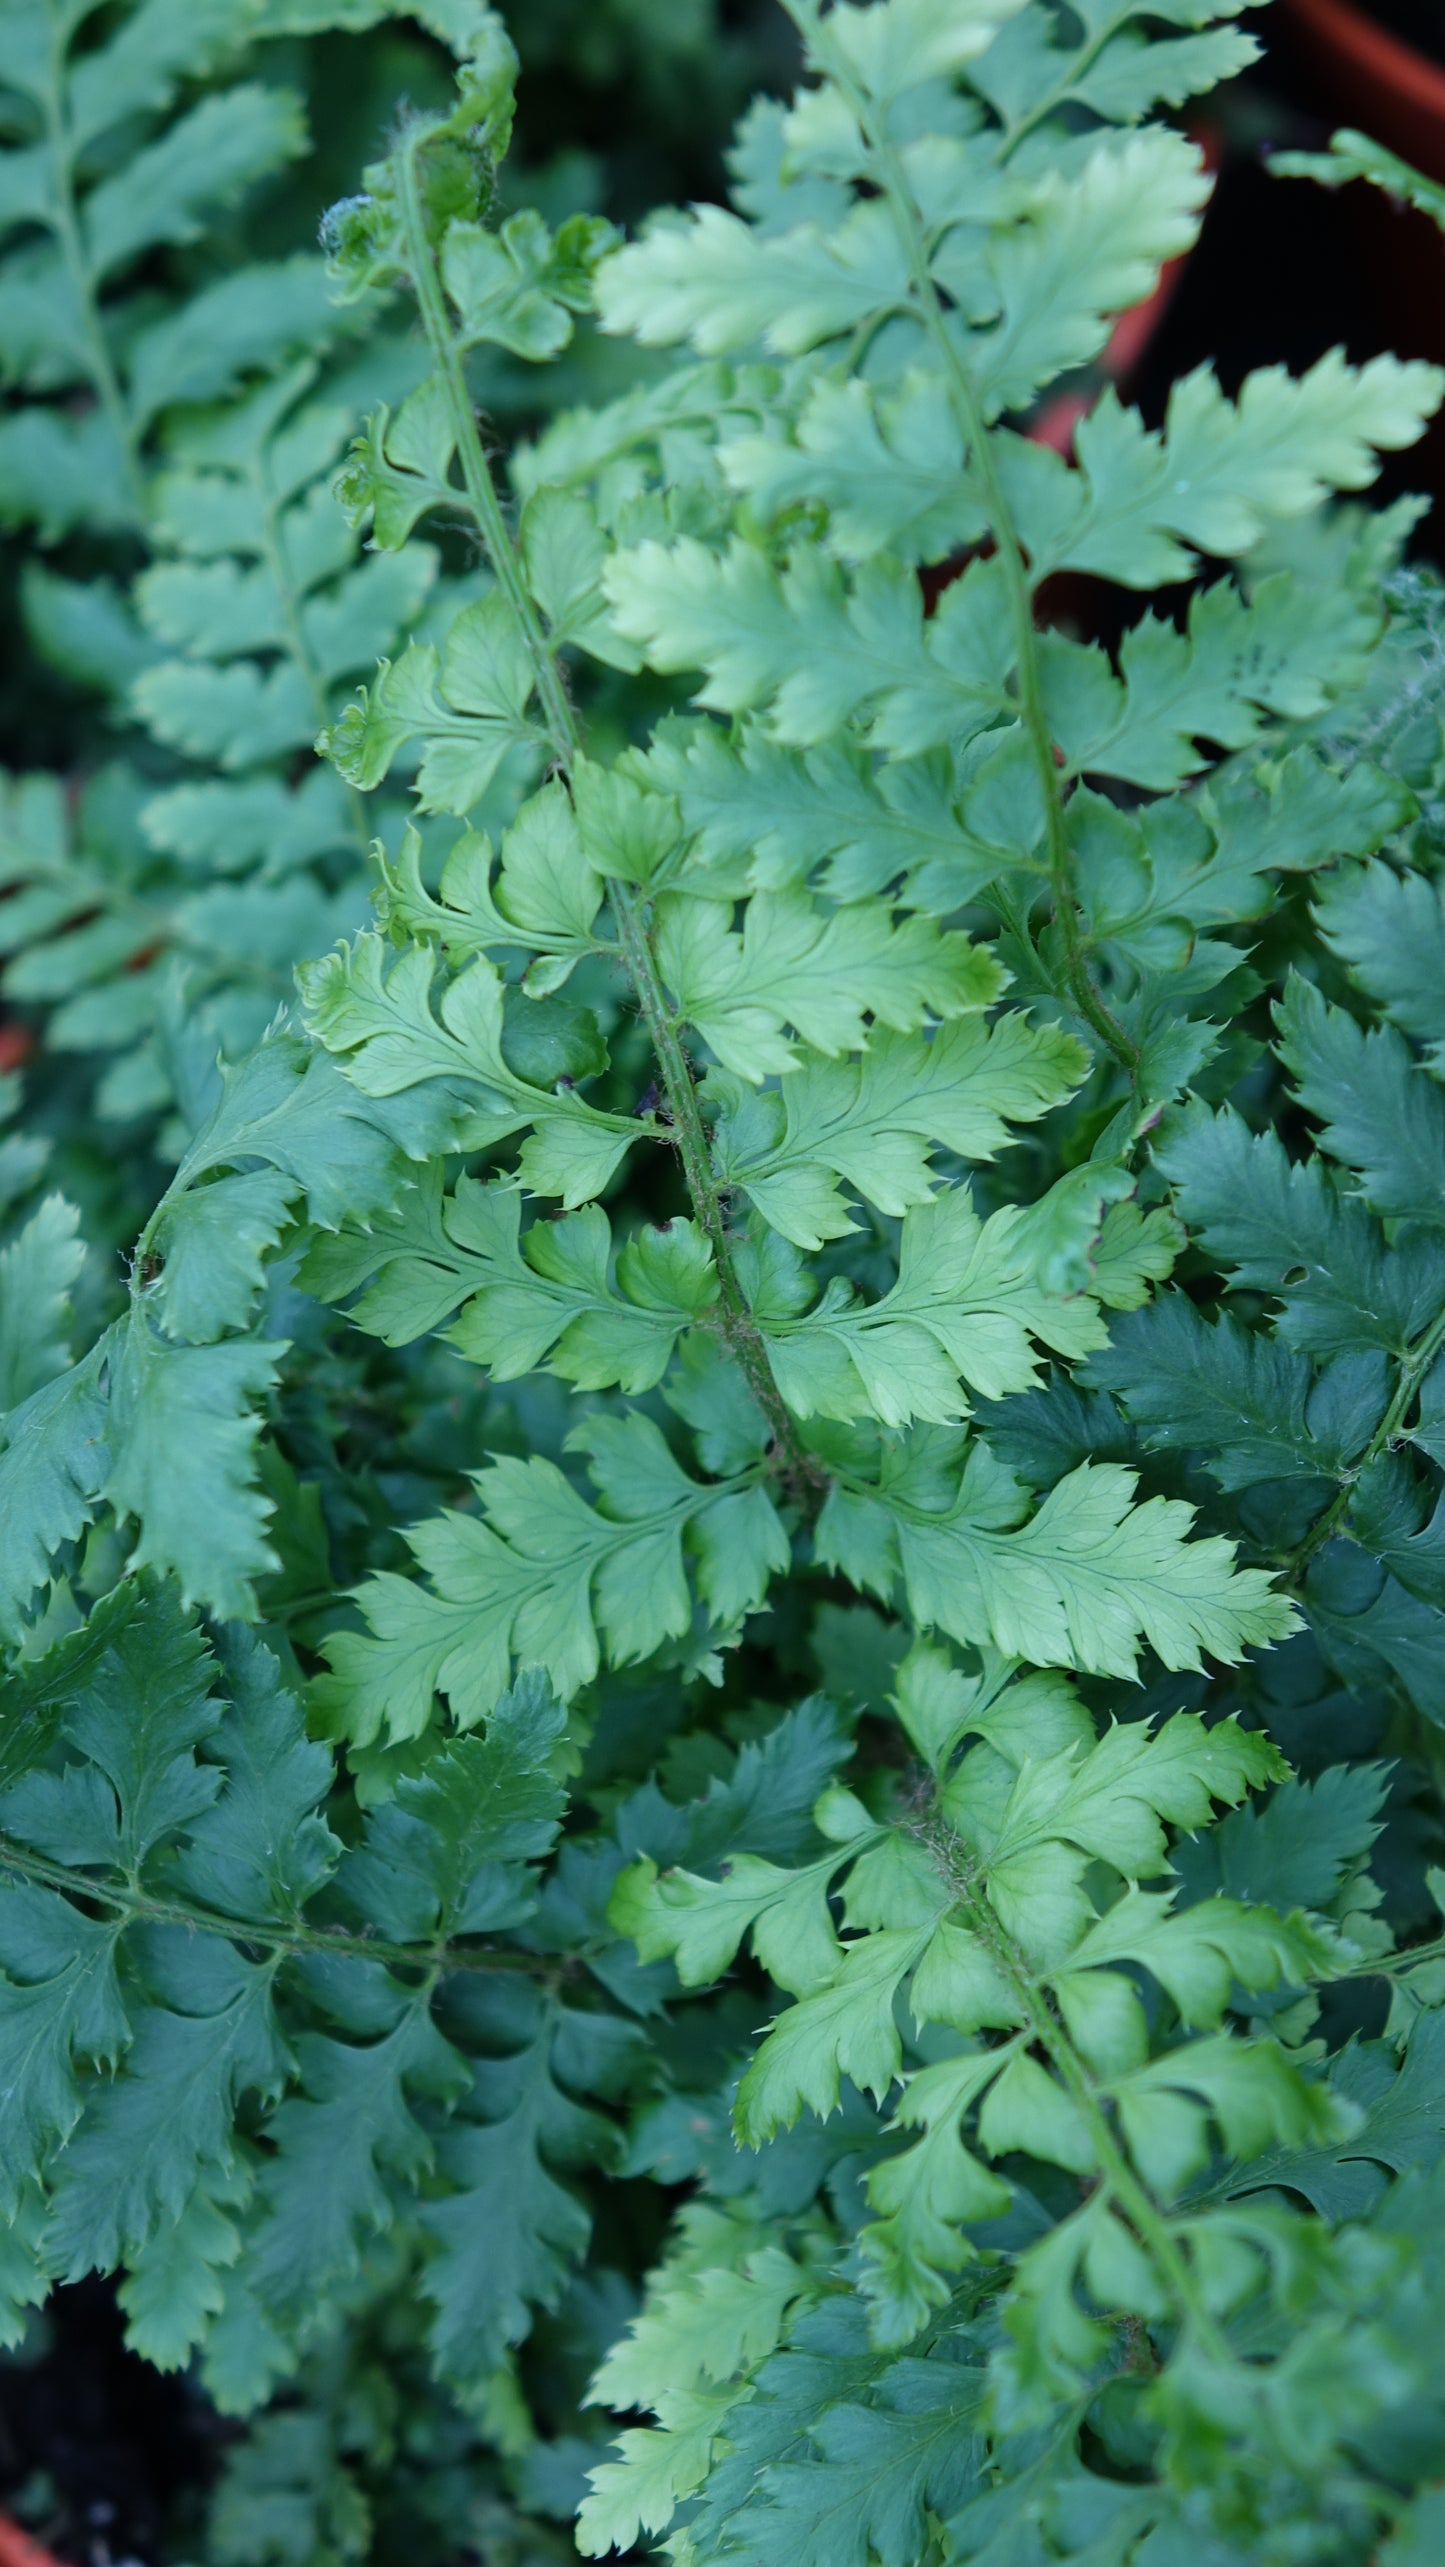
[1283,0,1445,177]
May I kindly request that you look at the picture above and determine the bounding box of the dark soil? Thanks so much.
[1126,17,1445,553]
[0,2287,216,2567]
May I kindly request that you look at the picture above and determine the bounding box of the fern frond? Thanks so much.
[0,1593,623,2394]
[8,7,1445,2555]
[0,0,335,538]
[315,1413,790,1744]
[1,363,438,1142]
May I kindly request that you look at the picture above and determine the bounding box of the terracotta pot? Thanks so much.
[0,2517,64,2567]
[1276,0,1445,529]
[1029,127,1220,455]
[1282,0,1445,182]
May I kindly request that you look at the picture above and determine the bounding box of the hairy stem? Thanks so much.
[1340,1930,1445,1983]
[612,900,827,1481]
[788,5,1141,1080]
[0,1833,558,1979]
[395,126,817,1488]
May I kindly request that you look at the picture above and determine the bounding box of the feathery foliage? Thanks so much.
[0,0,326,544]
[0,364,441,1144]
[7,4,1445,2564]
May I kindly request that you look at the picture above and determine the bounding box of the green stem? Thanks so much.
[785,4,1141,1081]
[998,4,1139,161]
[0,1833,557,1980]
[394,126,817,1489]
[613,903,826,1484]
[924,1818,1239,2371]
[398,129,576,753]
[1337,1930,1445,1983]
[1007,1955,1235,2359]
[40,2,146,521]
[1282,1296,1445,1580]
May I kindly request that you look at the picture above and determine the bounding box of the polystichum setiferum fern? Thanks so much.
[0,361,440,1150]
[0,0,476,1162]
[0,0,314,542]
[8,6,1445,2565]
